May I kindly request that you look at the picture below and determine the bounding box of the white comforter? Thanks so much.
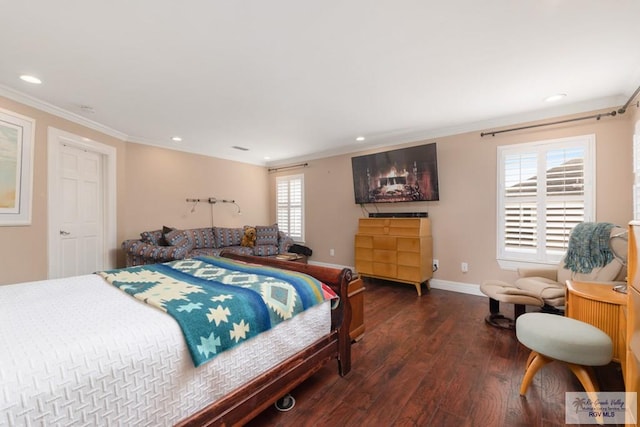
[0,274,330,426]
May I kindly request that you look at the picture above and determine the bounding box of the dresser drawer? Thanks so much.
[397,237,420,252]
[397,265,422,282]
[373,249,396,264]
[372,236,396,250]
[358,218,391,235]
[355,260,373,274]
[355,247,373,261]
[355,234,373,248]
[397,251,420,266]
[373,262,397,278]
[388,218,430,236]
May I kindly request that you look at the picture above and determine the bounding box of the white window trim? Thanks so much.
[276,174,305,243]
[496,134,596,270]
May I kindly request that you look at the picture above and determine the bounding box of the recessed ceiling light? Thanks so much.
[264,156,271,160]
[171,136,182,142]
[356,136,365,142]
[544,93,567,103]
[19,75,42,84]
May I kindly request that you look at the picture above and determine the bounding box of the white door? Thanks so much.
[48,128,117,279]
[57,144,104,276]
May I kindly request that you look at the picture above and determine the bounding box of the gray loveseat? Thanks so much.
[122,225,294,267]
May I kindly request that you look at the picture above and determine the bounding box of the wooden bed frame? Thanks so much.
[177,252,353,426]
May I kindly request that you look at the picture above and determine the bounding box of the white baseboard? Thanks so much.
[310,261,486,298]
[430,279,484,297]
[308,260,352,270]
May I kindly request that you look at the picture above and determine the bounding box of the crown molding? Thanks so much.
[0,83,628,168]
[266,95,627,167]
[0,84,128,141]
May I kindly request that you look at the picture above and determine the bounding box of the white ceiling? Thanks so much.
[1,1,639,166]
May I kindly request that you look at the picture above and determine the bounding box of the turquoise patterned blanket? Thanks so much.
[97,256,326,367]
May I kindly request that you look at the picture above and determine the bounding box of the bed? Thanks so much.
[0,252,353,426]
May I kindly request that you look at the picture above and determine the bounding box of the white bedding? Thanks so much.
[0,274,331,426]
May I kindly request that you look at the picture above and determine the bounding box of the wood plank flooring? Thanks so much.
[247,278,625,427]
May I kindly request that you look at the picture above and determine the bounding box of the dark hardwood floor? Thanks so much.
[247,278,625,427]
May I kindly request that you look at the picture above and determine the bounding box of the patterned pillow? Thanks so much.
[214,227,244,248]
[140,229,164,245]
[164,229,194,250]
[141,226,175,246]
[255,224,279,246]
[184,228,216,249]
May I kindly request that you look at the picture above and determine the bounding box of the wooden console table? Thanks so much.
[566,280,628,364]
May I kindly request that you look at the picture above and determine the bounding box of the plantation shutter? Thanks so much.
[276,174,304,241]
[504,152,538,253]
[544,149,586,252]
[498,135,594,265]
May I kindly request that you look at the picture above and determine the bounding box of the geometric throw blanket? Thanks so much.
[96,256,326,367]
[563,222,615,274]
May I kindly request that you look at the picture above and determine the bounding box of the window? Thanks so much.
[276,174,304,242]
[497,135,595,267]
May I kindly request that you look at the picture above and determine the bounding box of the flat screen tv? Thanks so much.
[351,143,439,204]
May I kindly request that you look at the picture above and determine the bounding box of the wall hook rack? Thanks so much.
[186,197,242,214]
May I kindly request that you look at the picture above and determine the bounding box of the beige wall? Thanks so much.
[122,143,270,243]
[2,92,637,291]
[0,96,127,285]
[0,96,270,285]
[271,108,635,291]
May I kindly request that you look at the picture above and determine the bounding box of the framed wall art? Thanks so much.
[0,108,35,226]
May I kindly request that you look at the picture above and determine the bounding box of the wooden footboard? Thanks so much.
[177,253,353,426]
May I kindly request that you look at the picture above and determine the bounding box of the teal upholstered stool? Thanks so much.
[515,312,613,396]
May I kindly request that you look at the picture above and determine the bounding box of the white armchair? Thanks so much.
[481,223,627,329]
[515,247,627,312]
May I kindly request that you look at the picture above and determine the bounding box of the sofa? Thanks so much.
[122,225,294,267]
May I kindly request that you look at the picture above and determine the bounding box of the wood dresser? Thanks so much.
[354,218,433,296]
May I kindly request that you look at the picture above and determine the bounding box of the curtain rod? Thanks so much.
[618,85,640,114]
[267,162,308,172]
[481,84,640,137]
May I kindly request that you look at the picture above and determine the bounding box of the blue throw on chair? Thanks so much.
[563,222,614,274]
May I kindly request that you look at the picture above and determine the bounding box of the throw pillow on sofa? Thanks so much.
[140,229,162,245]
[140,225,174,246]
[214,227,244,248]
[164,229,194,251]
[255,224,279,246]
[184,228,216,249]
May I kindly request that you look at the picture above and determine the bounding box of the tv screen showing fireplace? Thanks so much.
[351,143,439,204]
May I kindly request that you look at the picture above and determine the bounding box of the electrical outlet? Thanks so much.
[433,259,439,270]
[461,262,468,273]
[330,248,335,256]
